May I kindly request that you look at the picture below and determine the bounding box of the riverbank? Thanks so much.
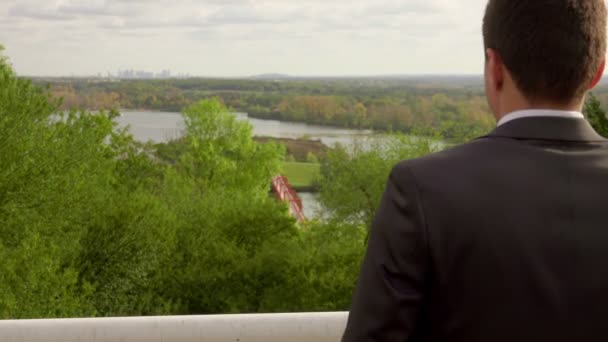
[254,136,327,162]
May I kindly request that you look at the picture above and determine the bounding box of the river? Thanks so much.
[115,111,373,146]
[116,111,373,219]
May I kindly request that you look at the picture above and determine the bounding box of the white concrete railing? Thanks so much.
[0,312,348,342]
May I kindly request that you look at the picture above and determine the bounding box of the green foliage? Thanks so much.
[584,93,608,137]
[318,133,442,230]
[254,221,366,312]
[163,187,297,314]
[0,60,111,318]
[179,99,284,193]
[157,99,299,314]
[439,119,490,143]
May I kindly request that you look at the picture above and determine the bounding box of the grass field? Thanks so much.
[282,162,321,190]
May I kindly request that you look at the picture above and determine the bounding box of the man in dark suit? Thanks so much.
[342,1,608,341]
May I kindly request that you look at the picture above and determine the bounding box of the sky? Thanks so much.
[0,0,491,77]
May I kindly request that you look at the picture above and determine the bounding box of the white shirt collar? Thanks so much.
[497,109,585,127]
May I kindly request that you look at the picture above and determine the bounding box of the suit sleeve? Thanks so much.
[342,164,429,342]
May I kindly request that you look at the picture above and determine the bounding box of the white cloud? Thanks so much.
[0,0,490,76]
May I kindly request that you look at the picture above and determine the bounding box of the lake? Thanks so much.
[116,111,373,220]
[115,111,373,146]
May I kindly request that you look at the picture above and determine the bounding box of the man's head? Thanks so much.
[482,0,607,118]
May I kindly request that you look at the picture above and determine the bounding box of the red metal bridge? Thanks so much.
[271,175,306,222]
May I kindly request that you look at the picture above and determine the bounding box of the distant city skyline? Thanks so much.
[104,68,192,79]
[1,0,603,78]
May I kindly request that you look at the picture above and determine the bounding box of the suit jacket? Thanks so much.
[342,117,608,342]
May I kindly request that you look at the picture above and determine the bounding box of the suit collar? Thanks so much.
[486,117,607,142]
[497,109,584,127]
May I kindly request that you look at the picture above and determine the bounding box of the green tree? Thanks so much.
[254,221,366,312]
[159,99,298,314]
[354,102,368,128]
[584,93,608,137]
[179,99,284,192]
[0,51,179,318]
[318,133,441,230]
[0,58,108,318]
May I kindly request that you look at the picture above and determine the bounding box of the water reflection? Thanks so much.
[298,192,323,220]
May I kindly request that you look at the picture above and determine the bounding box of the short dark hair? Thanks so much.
[483,0,607,104]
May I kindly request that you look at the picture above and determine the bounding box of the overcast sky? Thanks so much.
[0,0,491,77]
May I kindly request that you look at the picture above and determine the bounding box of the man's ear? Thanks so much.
[486,48,504,91]
[589,58,605,90]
